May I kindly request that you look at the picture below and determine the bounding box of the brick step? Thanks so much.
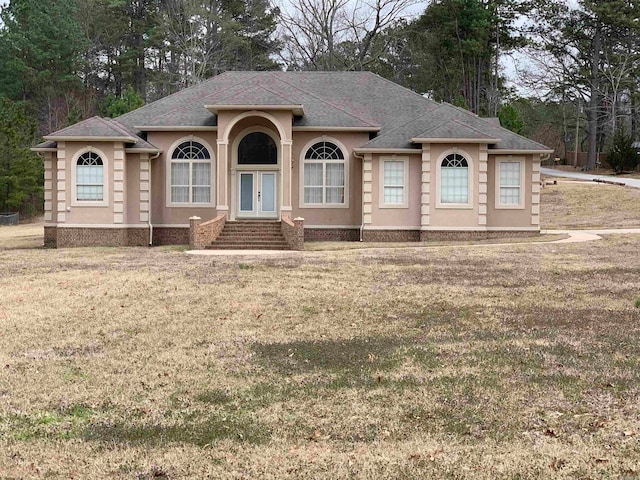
[221,229,283,235]
[212,240,289,246]
[218,233,285,239]
[206,243,289,250]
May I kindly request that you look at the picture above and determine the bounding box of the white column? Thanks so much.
[113,144,125,224]
[139,154,150,223]
[478,144,488,226]
[280,140,293,217]
[363,154,373,226]
[421,144,431,227]
[56,142,66,223]
[531,156,541,226]
[216,139,229,212]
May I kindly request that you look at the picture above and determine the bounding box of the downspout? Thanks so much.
[353,150,365,242]
[540,153,551,163]
[148,151,161,246]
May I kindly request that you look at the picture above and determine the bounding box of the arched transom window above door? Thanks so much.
[238,132,277,165]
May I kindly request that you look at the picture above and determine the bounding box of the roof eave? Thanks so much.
[125,148,162,154]
[411,137,502,144]
[31,147,57,153]
[354,148,423,154]
[43,135,138,143]
[135,126,218,132]
[205,104,305,116]
[489,149,555,155]
[293,126,381,132]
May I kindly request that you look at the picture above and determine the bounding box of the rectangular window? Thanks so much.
[76,165,104,201]
[382,160,407,206]
[498,160,523,207]
[441,166,469,204]
[170,161,211,204]
[170,162,190,203]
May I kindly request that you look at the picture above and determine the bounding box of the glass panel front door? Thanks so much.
[239,172,255,214]
[260,172,276,215]
[237,171,278,218]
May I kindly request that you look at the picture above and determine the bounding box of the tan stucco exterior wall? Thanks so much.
[366,153,422,228]
[290,131,368,227]
[486,154,535,229]
[58,141,118,225]
[147,131,218,225]
[428,143,481,228]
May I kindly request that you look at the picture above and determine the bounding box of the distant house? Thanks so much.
[33,71,552,249]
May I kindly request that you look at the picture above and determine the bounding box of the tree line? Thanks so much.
[1,0,639,215]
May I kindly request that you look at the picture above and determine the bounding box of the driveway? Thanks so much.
[541,167,640,189]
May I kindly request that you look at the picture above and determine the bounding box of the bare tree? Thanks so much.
[278,0,420,71]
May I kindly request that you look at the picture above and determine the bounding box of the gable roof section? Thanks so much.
[361,103,551,152]
[44,116,139,142]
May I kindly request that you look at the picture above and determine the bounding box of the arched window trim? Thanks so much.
[166,137,215,208]
[436,149,474,209]
[71,147,109,208]
[299,137,350,209]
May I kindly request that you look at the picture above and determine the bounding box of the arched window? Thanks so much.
[303,141,346,205]
[440,153,469,204]
[170,140,212,204]
[238,132,277,165]
[76,152,104,201]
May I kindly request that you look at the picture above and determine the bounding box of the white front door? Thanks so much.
[237,171,278,218]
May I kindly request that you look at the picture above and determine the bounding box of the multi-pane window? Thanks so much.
[170,141,211,204]
[440,153,469,204]
[303,141,345,205]
[76,152,104,201]
[499,161,521,205]
[383,160,405,205]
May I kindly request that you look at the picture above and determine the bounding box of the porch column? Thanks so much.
[281,139,293,217]
[216,139,229,214]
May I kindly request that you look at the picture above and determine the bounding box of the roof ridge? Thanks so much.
[146,72,269,124]
[272,73,379,127]
[116,72,238,123]
[107,118,139,138]
[361,105,446,148]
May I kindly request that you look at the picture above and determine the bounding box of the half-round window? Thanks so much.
[440,153,469,204]
[238,132,277,165]
[170,140,212,204]
[76,152,104,201]
[303,141,345,204]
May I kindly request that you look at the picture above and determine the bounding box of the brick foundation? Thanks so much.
[420,230,540,241]
[47,227,150,248]
[152,227,189,246]
[363,230,421,242]
[305,228,360,241]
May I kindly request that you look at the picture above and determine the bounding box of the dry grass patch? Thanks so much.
[0,220,44,249]
[541,181,640,229]
[1,237,640,478]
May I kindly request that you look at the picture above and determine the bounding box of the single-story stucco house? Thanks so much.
[33,71,552,249]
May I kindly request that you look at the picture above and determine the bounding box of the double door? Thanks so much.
[237,171,277,218]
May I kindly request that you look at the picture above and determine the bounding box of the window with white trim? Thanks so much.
[303,141,345,205]
[497,159,524,208]
[170,140,211,204]
[381,159,408,207]
[76,152,104,201]
[440,153,469,204]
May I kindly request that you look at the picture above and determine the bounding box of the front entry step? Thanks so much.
[207,221,290,250]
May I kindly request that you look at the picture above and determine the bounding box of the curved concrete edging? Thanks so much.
[184,229,640,256]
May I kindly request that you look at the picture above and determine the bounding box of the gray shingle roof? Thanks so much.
[42,72,550,152]
[44,116,138,141]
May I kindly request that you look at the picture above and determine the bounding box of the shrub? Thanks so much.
[607,127,639,173]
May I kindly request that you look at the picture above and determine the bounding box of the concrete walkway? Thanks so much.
[541,167,640,189]
[184,228,640,255]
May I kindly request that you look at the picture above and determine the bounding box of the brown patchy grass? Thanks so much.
[541,181,640,229]
[1,236,640,478]
[0,221,44,250]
